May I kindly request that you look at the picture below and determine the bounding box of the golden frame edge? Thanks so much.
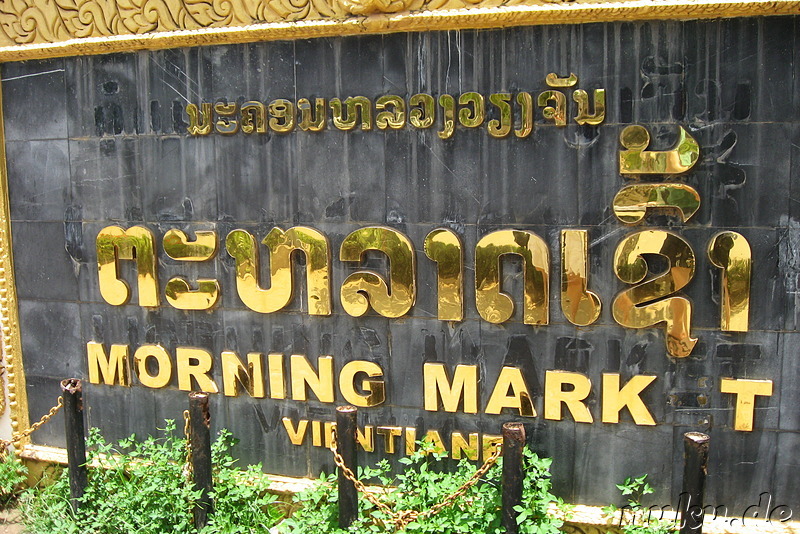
[0,0,795,470]
[0,80,30,440]
[0,0,796,62]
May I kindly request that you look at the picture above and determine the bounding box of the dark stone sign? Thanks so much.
[1,14,798,512]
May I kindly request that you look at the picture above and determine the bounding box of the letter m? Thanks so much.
[87,342,130,386]
[423,363,477,413]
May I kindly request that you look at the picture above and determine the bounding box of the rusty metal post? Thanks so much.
[502,422,526,534]
[60,378,88,512]
[680,432,710,534]
[189,392,213,530]
[336,405,358,529]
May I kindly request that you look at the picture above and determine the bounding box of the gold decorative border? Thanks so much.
[0,81,30,440]
[0,0,795,473]
[0,0,795,61]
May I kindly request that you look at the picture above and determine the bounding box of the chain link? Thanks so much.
[0,395,63,455]
[329,426,502,532]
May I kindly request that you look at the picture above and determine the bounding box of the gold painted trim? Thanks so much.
[0,0,795,62]
[0,81,30,438]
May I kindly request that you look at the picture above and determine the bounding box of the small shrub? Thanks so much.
[279,442,566,533]
[603,474,674,534]
[21,420,281,534]
[0,452,28,507]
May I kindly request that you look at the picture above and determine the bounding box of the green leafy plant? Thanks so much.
[280,442,567,533]
[0,452,28,507]
[602,475,674,534]
[20,420,281,534]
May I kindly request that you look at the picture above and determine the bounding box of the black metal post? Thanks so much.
[502,422,526,534]
[189,392,213,530]
[336,405,358,529]
[680,432,710,534]
[60,378,88,512]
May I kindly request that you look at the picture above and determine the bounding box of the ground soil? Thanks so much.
[0,509,23,534]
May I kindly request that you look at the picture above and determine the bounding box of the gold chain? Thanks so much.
[182,409,193,479]
[329,426,502,532]
[0,396,63,455]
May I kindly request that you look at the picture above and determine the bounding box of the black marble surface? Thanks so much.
[2,16,798,511]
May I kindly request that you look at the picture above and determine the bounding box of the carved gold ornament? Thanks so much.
[0,0,796,60]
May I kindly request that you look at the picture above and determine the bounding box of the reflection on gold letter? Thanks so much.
[708,232,751,332]
[269,99,295,133]
[515,92,533,138]
[602,373,657,425]
[538,91,567,126]
[545,73,578,87]
[613,184,701,225]
[283,418,308,445]
[339,360,385,407]
[226,227,331,315]
[409,94,435,129]
[358,426,375,452]
[458,92,485,128]
[423,363,478,413]
[215,102,239,135]
[164,229,217,261]
[573,89,606,126]
[177,347,219,393]
[375,95,406,130]
[226,229,291,313]
[619,125,700,175]
[331,96,372,131]
[298,98,327,132]
[241,101,266,134]
[164,229,219,310]
[482,435,502,462]
[424,228,463,321]
[720,378,773,431]
[377,426,402,454]
[340,226,415,318]
[134,344,172,389]
[422,430,446,455]
[166,278,220,310]
[544,370,593,423]
[451,432,480,460]
[290,355,334,403]
[274,227,332,316]
[186,103,212,135]
[475,230,549,325]
[485,367,535,416]
[438,94,455,139]
[87,342,130,386]
[97,225,159,307]
[487,93,512,139]
[221,351,265,398]
[268,353,285,399]
[612,230,697,359]
[560,230,601,326]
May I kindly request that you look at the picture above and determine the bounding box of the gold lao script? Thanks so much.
[186,73,606,139]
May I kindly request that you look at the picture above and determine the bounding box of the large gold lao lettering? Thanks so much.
[226,227,331,315]
[475,230,549,325]
[708,231,752,332]
[612,230,697,358]
[96,225,159,307]
[163,229,219,311]
[424,228,464,322]
[560,229,601,326]
[340,226,415,318]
